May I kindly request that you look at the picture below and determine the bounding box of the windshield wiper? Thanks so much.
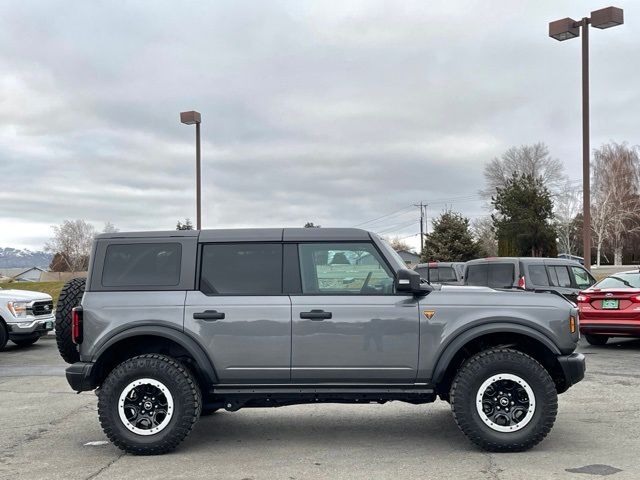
[608,276,633,288]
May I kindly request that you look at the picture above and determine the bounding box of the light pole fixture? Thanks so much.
[549,6,624,270]
[180,110,202,230]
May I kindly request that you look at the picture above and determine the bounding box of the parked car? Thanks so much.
[57,228,584,455]
[413,262,465,285]
[0,286,55,350]
[577,270,640,345]
[464,257,596,302]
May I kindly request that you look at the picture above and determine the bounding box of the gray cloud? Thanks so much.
[1,0,638,249]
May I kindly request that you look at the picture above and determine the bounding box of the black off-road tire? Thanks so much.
[55,277,86,363]
[98,354,202,455]
[0,320,8,351]
[11,335,40,347]
[585,334,609,346]
[450,348,557,452]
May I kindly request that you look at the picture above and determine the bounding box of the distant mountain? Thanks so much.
[0,248,52,269]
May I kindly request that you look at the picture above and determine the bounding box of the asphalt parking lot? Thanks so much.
[1,336,639,480]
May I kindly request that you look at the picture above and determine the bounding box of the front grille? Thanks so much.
[31,300,54,316]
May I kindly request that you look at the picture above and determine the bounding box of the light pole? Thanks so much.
[180,110,202,230]
[549,6,624,270]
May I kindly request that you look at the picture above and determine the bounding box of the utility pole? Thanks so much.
[414,202,427,258]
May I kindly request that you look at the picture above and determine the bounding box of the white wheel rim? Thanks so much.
[118,378,174,436]
[475,373,536,433]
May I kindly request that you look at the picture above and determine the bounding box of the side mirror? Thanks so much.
[396,269,424,294]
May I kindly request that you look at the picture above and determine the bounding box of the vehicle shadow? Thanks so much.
[186,404,475,453]
[583,337,640,350]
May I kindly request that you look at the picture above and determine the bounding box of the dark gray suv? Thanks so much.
[464,257,596,302]
[56,228,585,455]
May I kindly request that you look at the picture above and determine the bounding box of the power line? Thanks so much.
[352,205,414,228]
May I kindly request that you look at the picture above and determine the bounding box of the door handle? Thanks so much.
[300,309,332,320]
[193,310,225,321]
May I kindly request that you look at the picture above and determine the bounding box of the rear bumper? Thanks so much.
[66,362,97,392]
[557,353,586,391]
[580,323,640,337]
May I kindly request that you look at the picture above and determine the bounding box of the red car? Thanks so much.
[577,270,640,345]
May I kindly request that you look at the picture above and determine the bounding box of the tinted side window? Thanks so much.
[466,264,488,286]
[102,243,181,287]
[488,263,515,288]
[528,265,550,286]
[298,243,394,294]
[200,243,282,295]
[551,266,572,287]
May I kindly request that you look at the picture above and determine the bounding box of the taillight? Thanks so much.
[630,295,640,303]
[576,294,590,303]
[72,307,83,344]
[518,275,526,289]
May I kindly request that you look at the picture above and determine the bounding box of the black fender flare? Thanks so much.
[92,325,218,385]
[431,322,561,384]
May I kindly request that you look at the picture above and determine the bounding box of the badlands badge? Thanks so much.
[423,310,435,320]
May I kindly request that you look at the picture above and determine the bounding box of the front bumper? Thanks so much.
[6,315,55,338]
[557,353,586,391]
[66,362,97,392]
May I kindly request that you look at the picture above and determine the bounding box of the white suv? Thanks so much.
[0,286,55,350]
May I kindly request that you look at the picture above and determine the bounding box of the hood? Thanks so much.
[0,289,52,302]
[440,285,497,293]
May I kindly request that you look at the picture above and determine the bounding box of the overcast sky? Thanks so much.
[0,0,638,250]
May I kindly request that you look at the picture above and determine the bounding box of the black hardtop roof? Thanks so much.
[96,228,372,242]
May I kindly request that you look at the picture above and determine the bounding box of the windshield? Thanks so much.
[594,272,640,289]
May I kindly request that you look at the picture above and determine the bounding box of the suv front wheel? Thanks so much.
[98,354,202,455]
[450,348,557,452]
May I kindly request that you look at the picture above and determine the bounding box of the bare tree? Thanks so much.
[471,216,497,257]
[555,185,581,256]
[387,236,412,252]
[592,143,640,265]
[482,143,566,197]
[102,221,119,233]
[45,220,96,271]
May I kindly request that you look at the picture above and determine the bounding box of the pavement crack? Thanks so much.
[84,452,125,480]
[483,453,502,480]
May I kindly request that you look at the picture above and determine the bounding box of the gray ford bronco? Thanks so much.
[56,228,585,455]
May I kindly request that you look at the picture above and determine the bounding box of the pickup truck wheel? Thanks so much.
[98,354,202,455]
[585,334,609,346]
[450,348,557,452]
[55,277,86,364]
[0,321,8,351]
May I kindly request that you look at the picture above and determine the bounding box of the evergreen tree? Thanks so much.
[492,174,557,257]
[422,210,481,262]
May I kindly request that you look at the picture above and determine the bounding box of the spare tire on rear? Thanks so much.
[55,277,86,364]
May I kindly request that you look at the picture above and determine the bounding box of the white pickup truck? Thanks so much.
[0,287,55,350]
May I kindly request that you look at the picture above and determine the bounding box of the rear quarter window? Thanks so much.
[465,263,514,288]
[528,265,550,286]
[102,243,182,287]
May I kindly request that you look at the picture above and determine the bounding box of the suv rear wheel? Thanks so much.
[98,354,202,455]
[450,348,557,452]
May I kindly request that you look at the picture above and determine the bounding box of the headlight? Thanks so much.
[7,301,29,318]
